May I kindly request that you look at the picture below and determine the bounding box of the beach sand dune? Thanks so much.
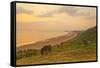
[17,31,78,51]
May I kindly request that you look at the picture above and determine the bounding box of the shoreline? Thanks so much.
[17,32,69,47]
[17,31,78,51]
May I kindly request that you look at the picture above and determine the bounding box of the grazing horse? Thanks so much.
[83,39,91,46]
[41,45,52,56]
[57,42,63,48]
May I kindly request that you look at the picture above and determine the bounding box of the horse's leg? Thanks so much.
[41,49,44,56]
[45,50,48,55]
[41,50,43,56]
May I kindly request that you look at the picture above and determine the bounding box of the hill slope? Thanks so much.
[17,26,97,65]
[67,26,97,48]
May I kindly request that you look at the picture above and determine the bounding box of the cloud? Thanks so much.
[38,10,56,17]
[38,6,96,19]
[58,6,79,16]
[16,7,33,14]
[38,6,79,17]
[38,12,53,17]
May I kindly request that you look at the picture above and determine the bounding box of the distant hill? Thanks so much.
[78,26,96,43]
[67,26,97,48]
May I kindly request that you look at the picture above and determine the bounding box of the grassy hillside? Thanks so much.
[16,27,97,65]
[78,26,96,43]
[66,26,97,49]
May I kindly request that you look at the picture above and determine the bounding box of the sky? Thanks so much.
[16,3,96,46]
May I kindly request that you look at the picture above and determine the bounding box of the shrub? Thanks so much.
[16,49,38,60]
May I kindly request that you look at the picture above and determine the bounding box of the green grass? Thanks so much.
[16,27,97,65]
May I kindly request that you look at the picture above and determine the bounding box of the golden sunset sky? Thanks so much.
[16,3,96,47]
[16,3,96,31]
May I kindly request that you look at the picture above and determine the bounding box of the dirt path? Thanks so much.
[17,31,78,51]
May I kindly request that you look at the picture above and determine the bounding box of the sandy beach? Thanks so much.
[17,31,78,51]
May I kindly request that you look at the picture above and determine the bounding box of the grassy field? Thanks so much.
[16,27,97,65]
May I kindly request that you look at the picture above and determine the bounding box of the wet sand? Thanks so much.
[17,31,78,51]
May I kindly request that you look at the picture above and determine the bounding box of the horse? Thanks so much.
[56,42,63,48]
[41,45,52,56]
[83,39,91,46]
